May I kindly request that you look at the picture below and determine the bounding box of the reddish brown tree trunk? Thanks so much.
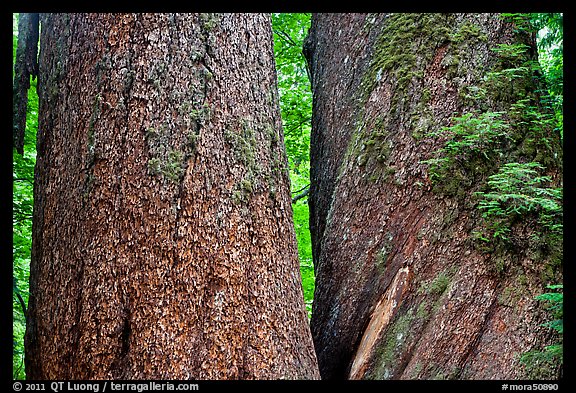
[25,13,319,380]
[306,13,562,380]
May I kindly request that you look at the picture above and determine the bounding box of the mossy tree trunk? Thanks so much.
[305,13,562,380]
[25,13,319,380]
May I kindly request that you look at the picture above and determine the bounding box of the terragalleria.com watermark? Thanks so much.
[12,382,199,393]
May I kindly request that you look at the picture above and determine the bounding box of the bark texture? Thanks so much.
[25,13,319,380]
[306,13,562,380]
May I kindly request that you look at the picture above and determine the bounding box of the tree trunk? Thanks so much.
[13,13,39,155]
[25,13,319,380]
[306,13,562,380]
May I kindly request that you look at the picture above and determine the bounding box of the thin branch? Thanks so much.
[13,177,34,185]
[291,184,311,204]
[13,353,24,379]
[284,117,312,136]
[15,291,27,319]
[273,29,297,47]
[292,183,310,195]
[13,215,34,224]
[13,279,28,319]
[292,187,310,204]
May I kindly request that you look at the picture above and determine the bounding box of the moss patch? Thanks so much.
[146,148,186,183]
[349,116,399,184]
[144,120,195,185]
[449,21,488,44]
[224,120,257,168]
[199,13,220,31]
[224,119,264,204]
[498,275,529,307]
[419,270,451,296]
[359,13,454,107]
[374,231,394,273]
[368,306,417,380]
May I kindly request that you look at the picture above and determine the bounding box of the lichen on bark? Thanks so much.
[26,13,319,380]
[307,13,562,380]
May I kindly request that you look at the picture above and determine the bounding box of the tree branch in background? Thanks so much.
[13,13,39,155]
[13,177,35,185]
[13,215,34,225]
[274,29,297,47]
[292,184,310,203]
[13,278,27,319]
[284,116,312,136]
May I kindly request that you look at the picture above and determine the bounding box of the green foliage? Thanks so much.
[535,284,563,340]
[13,12,37,380]
[491,43,532,62]
[289,161,314,318]
[426,111,510,164]
[498,13,563,378]
[474,162,562,241]
[272,14,315,318]
[271,13,312,173]
[509,99,558,154]
[520,284,563,378]
[421,111,510,197]
[500,13,539,33]
[501,13,563,140]
[535,15,563,141]
[361,14,453,108]
[422,23,563,377]
[293,201,314,318]
[481,41,539,107]
[423,13,563,248]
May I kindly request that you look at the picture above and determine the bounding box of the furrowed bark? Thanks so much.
[25,13,319,380]
[307,13,562,380]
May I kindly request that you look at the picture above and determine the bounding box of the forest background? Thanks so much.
[12,13,562,379]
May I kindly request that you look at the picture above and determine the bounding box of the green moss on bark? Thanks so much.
[359,14,453,105]
[368,306,417,380]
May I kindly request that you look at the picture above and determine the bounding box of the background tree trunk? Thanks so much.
[306,13,562,380]
[25,13,319,380]
[12,13,39,155]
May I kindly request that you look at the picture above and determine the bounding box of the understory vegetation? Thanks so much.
[421,13,563,374]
